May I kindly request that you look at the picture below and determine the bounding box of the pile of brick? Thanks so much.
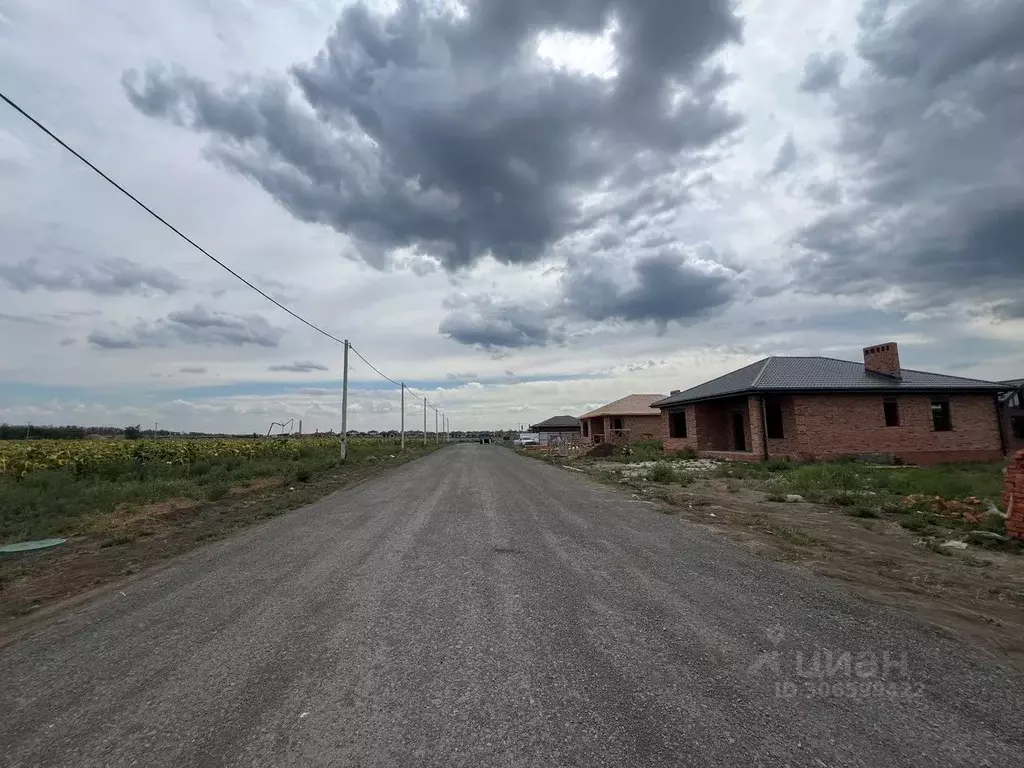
[1005,450,1024,539]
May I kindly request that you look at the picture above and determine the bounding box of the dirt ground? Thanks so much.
[0,460,408,631]
[597,469,1024,672]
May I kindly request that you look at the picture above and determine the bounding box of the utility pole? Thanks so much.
[423,397,427,445]
[435,408,439,443]
[400,383,405,451]
[341,339,349,461]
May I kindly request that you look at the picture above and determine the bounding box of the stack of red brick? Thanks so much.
[1005,450,1024,539]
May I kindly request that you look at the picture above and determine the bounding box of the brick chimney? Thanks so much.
[863,342,901,380]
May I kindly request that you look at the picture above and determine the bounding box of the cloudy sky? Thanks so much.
[1,0,1022,434]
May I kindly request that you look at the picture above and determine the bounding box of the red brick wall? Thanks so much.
[748,396,767,459]
[694,398,751,452]
[763,395,802,457]
[589,414,661,443]
[618,414,662,441]
[662,405,698,454]
[696,404,730,451]
[1005,451,1024,539]
[783,393,1003,464]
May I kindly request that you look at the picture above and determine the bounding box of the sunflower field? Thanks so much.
[0,437,344,479]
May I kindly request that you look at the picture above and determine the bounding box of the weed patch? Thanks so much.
[648,462,678,484]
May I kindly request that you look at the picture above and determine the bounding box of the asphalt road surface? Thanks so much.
[3,445,1023,767]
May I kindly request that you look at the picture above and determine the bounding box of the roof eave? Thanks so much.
[654,384,1011,408]
[581,410,661,418]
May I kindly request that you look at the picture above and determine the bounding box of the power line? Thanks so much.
[1,91,453,430]
[348,344,401,388]
[0,91,347,347]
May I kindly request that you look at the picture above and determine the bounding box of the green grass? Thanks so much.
[756,461,1005,509]
[623,440,665,462]
[647,462,677,483]
[865,464,1004,501]
[0,438,435,543]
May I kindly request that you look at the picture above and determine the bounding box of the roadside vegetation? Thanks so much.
[0,437,440,619]
[529,439,1016,552]
[0,437,432,544]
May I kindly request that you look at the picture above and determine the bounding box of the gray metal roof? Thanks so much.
[529,415,581,430]
[653,356,1010,408]
[1001,378,1024,389]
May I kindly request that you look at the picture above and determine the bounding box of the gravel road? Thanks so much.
[2,444,1022,767]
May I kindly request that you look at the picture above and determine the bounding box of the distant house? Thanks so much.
[529,416,581,436]
[1001,379,1024,452]
[652,342,1011,465]
[580,394,665,444]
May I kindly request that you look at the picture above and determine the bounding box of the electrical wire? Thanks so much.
[1,91,453,425]
[348,344,402,388]
[0,91,347,347]
[349,345,441,414]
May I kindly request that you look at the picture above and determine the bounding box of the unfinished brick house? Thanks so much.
[580,394,665,444]
[652,343,1011,465]
[1001,379,1024,453]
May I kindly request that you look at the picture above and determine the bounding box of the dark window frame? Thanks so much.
[582,421,589,438]
[1011,415,1024,441]
[931,399,952,432]
[669,411,687,439]
[883,397,900,427]
[764,397,784,440]
[611,417,624,431]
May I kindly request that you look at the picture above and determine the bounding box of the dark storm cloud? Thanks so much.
[439,295,561,352]
[0,257,184,295]
[123,0,743,271]
[562,251,736,331]
[268,361,329,373]
[795,0,1024,309]
[799,51,846,93]
[439,247,738,351]
[768,134,798,176]
[88,305,284,349]
[993,300,1024,322]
